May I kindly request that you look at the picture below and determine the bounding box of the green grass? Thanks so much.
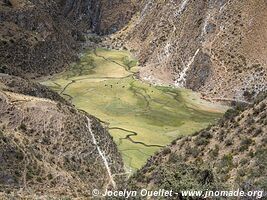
[41,48,228,171]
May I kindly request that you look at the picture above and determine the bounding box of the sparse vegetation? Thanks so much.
[0,86,125,198]
[128,92,266,195]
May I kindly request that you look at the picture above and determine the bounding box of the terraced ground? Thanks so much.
[41,48,228,171]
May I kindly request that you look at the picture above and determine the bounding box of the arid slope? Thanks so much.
[128,93,267,198]
[0,75,125,199]
[109,0,267,101]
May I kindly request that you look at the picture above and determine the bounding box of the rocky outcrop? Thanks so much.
[60,0,135,34]
[109,0,267,101]
[128,93,267,199]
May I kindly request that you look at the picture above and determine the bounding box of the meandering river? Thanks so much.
[41,48,228,171]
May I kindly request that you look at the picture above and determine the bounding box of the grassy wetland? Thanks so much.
[41,48,228,171]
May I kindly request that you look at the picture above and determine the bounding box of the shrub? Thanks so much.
[220,154,234,169]
[192,131,199,136]
[238,169,246,177]
[209,144,219,158]
[246,117,255,125]
[171,140,177,145]
[195,137,210,146]
[247,150,254,158]
[162,147,171,155]
[259,102,266,111]
[239,158,248,166]
[198,169,214,184]
[239,138,253,152]
[199,131,212,139]
[225,139,233,146]
[168,152,179,163]
[19,123,27,131]
[253,128,262,137]
[185,146,200,158]
[88,35,102,43]
[247,126,255,134]
[122,56,138,70]
[260,113,266,120]
[223,109,239,120]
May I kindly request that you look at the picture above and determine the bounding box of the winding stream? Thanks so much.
[41,48,228,171]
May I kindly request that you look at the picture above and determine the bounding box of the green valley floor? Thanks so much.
[41,48,228,171]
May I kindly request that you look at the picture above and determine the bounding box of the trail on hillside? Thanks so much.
[86,116,116,189]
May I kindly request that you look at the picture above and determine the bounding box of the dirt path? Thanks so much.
[86,116,116,189]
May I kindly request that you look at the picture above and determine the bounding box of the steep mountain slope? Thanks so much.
[0,0,83,78]
[59,0,135,34]
[0,0,134,78]
[0,1,134,198]
[128,93,267,199]
[0,75,125,199]
[109,0,267,101]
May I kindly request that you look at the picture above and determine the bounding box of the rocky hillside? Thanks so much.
[0,0,135,78]
[108,0,267,102]
[128,92,267,199]
[0,0,83,78]
[0,75,125,199]
[59,0,135,34]
[3,0,265,101]
[0,74,69,104]
[0,0,135,198]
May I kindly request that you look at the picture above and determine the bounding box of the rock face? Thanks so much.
[110,0,267,101]
[59,0,135,34]
[0,76,125,199]
[185,51,212,91]
[128,93,267,199]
